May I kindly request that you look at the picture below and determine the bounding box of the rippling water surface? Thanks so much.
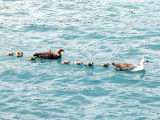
[0,0,160,119]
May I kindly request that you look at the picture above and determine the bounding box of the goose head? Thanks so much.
[57,49,64,57]
[58,49,64,53]
[140,59,148,63]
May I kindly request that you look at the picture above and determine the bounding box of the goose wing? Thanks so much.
[33,52,50,57]
[113,63,137,71]
[38,53,60,59]
[33,49,54,57]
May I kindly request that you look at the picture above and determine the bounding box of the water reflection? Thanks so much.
[84,66,94,75]
[114,68,146,78]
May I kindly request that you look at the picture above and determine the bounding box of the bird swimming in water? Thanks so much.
[15,52,23,57]
[7,52,14,56]
[74,62,83,65]
[112,59,148,71]
[61,61,70,64]
[29,57,36,60]
[33,48,64,59]
[101,63,109,67]
[85,62,94,66]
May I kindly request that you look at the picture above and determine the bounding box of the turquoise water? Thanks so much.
[0,0,160,119]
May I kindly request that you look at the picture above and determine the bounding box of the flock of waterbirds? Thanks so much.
[6,48,148,71]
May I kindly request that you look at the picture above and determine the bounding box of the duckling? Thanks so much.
[61,61,70,64]
[16,54,22,57]
[74,62,83,65]
[15,52,23,57]
[29,57,36,60]
[17,52,23,55]
[85,62,94,66]
[6,52,14,56]
[101,63,109,67]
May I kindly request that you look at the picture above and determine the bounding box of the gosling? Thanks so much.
[7,52,14,56]
[15,52,23,57]
[85,62,94,66]
[74,62,83,65]
[29,57,36,60]
[101,63,109,67]
[61,61,70,64]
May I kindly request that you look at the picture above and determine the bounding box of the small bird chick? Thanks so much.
[7,52,14,56]
[74,62,83,65]
[29,57,36,60]
[101,63,109,67]
[61,61,70,64]
[85,62,94,66]
[15,52,23,57]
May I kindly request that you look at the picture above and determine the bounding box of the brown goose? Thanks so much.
[33,48,64,59]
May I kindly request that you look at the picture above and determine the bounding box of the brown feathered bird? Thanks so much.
[33,48,64,59]
[112,63,136,71]
[33,48,52,57]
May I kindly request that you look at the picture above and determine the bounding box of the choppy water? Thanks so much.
[0,0,160,119]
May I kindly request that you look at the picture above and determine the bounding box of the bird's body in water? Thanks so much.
[101,63,109,67]
[29,57,36,60]
[33,48,64,59]
[7,52,14,56]
[15,52,23,57]
[74,62,83,65]
[112,59,148,71]
[61,61,70,64]
[85,62,94,66]
[33,48,52,57]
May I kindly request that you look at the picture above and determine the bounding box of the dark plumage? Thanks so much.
[33,48,52,57]
[33,48,64,59]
